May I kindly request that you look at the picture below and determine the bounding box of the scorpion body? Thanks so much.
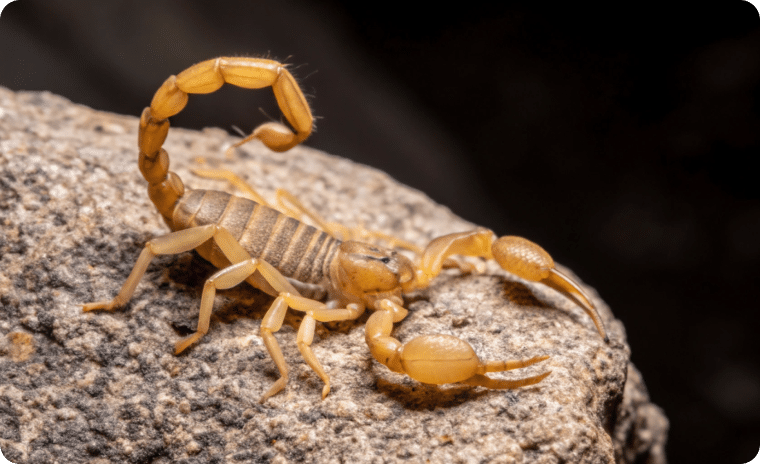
[176,189,340,289]
[83,57,608,403]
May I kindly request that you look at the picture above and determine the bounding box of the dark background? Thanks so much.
[1,1,759,462]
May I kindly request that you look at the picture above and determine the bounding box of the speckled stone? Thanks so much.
[0,87,668,464]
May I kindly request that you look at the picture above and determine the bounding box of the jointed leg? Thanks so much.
[174,258,257,353]
[258,297,290,402]
[258,292,364,402]
[161,231,363,401]
[92,221,365,401]
[83,224,294,346]
[83,224,228,312]
[191,166,270,205]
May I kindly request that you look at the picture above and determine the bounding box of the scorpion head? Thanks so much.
[332,241,415,307]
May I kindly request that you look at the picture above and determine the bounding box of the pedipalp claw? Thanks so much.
[541,268,609,342]
[492,235,609,343]
[461,370,552,390]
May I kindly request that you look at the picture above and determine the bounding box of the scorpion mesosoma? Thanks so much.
[83,57,608,403]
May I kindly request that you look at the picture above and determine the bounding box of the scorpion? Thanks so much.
[82,57,608,403]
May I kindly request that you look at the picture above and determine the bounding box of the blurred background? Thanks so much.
[1,1,759,462]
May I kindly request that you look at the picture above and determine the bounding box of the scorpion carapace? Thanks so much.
[83,56,608,403]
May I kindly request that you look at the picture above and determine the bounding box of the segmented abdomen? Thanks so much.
[172,189,339,285]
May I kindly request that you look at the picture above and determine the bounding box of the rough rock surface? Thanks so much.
[0,87,668,463]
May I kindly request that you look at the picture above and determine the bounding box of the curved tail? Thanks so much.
[136,57,314,220]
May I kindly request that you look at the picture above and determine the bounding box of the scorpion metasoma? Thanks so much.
[83,56,608,403]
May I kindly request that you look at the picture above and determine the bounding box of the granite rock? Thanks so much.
[0,87,667,463]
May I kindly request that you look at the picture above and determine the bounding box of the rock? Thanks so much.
[0,87,668,463]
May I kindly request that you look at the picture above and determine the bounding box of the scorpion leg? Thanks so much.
[83,224,292,348]
[273,189,433,255]
[365,299,551,388]
[274,189,432,256]
[410,229,609,342]
[191,166,270,206]
[171,226,300,354]
[169,255,303,400]
[258,291,364,402]
[83,224,225,312]
[130,224,362,401]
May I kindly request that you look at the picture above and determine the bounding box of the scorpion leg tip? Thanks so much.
[82,302,112,312]
[174,341,189,355]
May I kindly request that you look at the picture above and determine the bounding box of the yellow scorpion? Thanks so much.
[83,57,608,403]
